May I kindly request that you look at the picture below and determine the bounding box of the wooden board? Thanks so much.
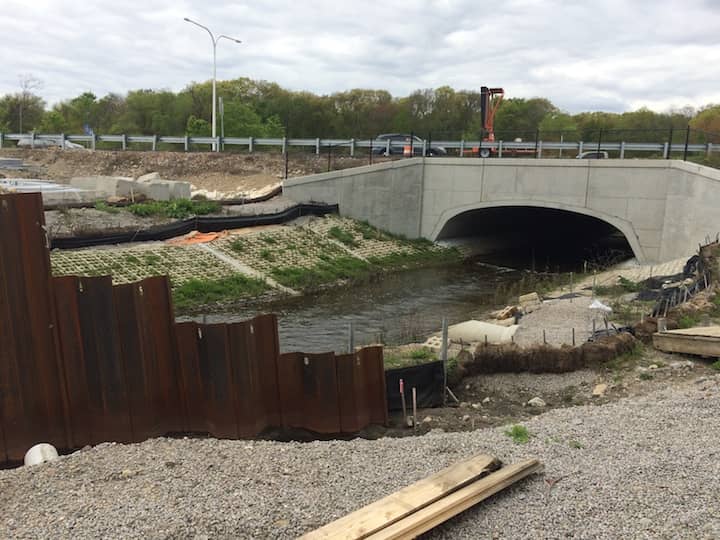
[299,454,500,540]
[653,326,720,357]
[367,459,543,540]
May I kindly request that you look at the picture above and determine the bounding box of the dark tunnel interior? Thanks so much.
[437,206,635,271]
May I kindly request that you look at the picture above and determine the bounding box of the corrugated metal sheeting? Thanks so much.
[0,193,387,465]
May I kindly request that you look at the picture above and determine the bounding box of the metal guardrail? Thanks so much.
[0,131,715,159]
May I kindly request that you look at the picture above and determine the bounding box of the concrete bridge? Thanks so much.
[283,158,720,264]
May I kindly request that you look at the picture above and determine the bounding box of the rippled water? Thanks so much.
[194,264,525,353]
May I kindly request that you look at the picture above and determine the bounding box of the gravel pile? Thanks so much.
[2,375,719,539]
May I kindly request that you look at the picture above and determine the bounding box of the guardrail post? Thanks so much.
[537,140,543,158]
[215,136,221,153]
[683,126,690,161]
[282,137,287,155]
[152,134,157,152]
[121,134,127,151]
[620,141,626,159]
[350,138,355,157]
[422,139,427,157]
[31,132,35,149]
[91,133,96,151]
[708,142,713,158]
[0,132,3,149]
[60,133,65,150]
[578,141,584,154]
[385,139,390,155]
[315,137,320,155]
[662,142,669,159]
[184,135,189,152]
[248,137,254,153]
[459,139,465,156]
[498,140,503,158]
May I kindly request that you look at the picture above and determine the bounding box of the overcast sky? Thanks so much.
[1,0,718,113]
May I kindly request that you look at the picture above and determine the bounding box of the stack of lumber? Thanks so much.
[300,454,542,540]
[653,326,720,357]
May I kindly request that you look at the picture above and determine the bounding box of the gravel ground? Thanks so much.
[514,297,600,347]
[2,375,718,539]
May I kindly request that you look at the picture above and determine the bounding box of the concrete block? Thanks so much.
[69,176,132,198]
[137,172,162,183]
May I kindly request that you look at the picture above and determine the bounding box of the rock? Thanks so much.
[24,443,59,466]
[428,428,445,435]
[519,292,542,313]
[638,517,652,528]
[471,403,482,410]
[649,364,659,370]
[461,414,471,422]
[465,384,471,390]
[106,195,127,204]
[527,397,546,408]
[592,383,608,397]
[459,401,470,408]
[422,416,433,424]
[495,305,518,320]
[572,418,583,426]
[482,397,492,404]
[406,416,415,428]
[137,172,162,183]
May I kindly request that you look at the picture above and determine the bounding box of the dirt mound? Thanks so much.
[0,148,374,195]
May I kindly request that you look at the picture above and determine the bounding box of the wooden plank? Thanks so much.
[367,459,543,540]
[299,454,500,540]
[653,330,720,357]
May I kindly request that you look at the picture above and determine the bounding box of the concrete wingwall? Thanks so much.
[283,158,720,264]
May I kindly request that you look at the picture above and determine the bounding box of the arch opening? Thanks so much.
[436,206,636,271]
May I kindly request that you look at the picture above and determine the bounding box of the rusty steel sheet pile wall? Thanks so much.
[0,193,69,462]
[0,192,387,465]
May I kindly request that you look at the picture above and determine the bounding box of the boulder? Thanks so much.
[527,397,546,407]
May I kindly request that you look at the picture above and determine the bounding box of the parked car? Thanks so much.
[576,151,609,159]
[371,134,447,156]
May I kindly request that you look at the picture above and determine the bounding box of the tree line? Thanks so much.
[1,77,719,143]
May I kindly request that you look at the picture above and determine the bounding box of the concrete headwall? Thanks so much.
[283,158,720,264]
[282,159,424,238]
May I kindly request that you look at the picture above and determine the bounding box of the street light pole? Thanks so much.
[184,17,241,151]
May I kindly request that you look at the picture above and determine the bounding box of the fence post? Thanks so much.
[315,137,320,155]
[248,136,254,153]
[385,138,390,155]
[597,129,602,155]
[152,134,157,152]
[282,136,287,155]
[708,142,713,158]
[91,133,96,151]
[215,136,221,153]
[460,139,465,156]
[441,317,448,405]
[348,322,354,353]
[31,132,35,149]
[498,140,503,158]
[663,142,669,159]
[666,127,673,159]
[183,135,188,152]
[578,141,584,154]
[60,133,65,150]
[121,134,127,151]
[620,141,625,159]
[537,139,543,158]
[683,125,690,161]
[422,139,427,157]
[369,137,373,165]
[534,129,540,158]
[350,138,355,157]
[0,132,3,149]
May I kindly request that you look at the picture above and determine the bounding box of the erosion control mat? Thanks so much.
[50,202,338,249]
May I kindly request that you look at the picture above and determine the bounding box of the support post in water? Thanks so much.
[441,317,448,405]
[348,321,355,353]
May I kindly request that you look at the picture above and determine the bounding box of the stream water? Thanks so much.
[195,263,532,353]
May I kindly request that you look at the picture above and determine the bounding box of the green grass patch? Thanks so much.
[639,371,654,381]
[410,347,435,361]
[173,274,268,312]
[127,199,220,219]
[569,440,584,449]
[229,239,245,253]
[504,425,530,444]
[711,360,720,371]
[94,201,120,213]
[260,235,277,245]
[678,314,701,329]
[270,257,370,289]
[605,342,645,371]
[328,226,360,248]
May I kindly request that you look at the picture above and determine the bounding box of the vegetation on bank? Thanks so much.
[50,215,463,312]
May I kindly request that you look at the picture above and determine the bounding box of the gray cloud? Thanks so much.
[0,0,718,113]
